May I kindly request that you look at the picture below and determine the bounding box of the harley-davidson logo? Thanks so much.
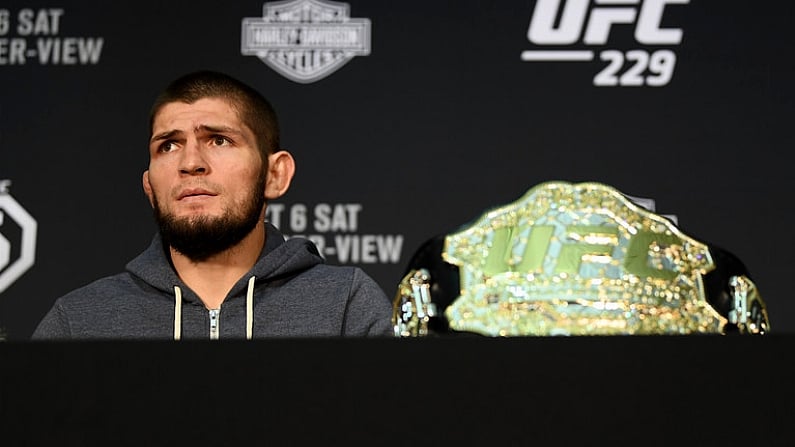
[241,0,371,83]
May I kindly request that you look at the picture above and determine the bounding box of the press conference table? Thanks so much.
[2,336,793,445]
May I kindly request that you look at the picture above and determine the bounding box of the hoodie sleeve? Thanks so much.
[344,268,394,336]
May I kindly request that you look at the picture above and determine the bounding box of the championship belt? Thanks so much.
[393,181,770,336]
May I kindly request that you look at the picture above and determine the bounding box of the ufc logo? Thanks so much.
[482,224,684,281]
[527,0,688,46]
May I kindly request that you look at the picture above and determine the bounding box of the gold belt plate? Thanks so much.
[442,181,725,335]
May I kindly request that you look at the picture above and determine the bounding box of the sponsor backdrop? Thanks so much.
[0,0,792,339]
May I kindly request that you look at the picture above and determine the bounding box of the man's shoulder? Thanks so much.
[302,264,390,300]
[53,271,139,305]
[299,262,371,282]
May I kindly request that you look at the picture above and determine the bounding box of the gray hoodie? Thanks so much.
[32,224,394,339]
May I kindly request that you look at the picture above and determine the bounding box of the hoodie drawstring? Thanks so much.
[174,286,182,341]
[172,277,256,341]
[246,276,255,340]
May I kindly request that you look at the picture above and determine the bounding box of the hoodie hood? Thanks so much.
[126,223,323,295]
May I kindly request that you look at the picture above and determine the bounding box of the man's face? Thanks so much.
[144,98,266,260]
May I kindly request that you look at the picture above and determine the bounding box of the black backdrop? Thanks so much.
[1,0,793,339]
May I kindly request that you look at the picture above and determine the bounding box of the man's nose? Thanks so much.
[179,139,208,175]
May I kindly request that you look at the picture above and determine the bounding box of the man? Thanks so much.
[32,70,394,339]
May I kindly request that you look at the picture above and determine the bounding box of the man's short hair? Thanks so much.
[148,70,280,164]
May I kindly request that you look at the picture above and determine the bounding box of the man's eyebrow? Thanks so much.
[150,125,245,144]
[150,129,180,144]
[196,124,243,136]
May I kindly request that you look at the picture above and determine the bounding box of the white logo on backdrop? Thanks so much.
[521,0,689,87]
[0,180,37,293]
[241,0,371,84]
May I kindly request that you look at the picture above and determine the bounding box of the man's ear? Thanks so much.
[265,150,296,200]
[142,170,155,207]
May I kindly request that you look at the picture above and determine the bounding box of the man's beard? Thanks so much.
[152,173,267,262]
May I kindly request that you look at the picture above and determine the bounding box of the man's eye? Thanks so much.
[211,136,230,146]
[158,141,176,153]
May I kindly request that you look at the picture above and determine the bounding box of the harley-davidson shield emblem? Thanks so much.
[241,0,371,83]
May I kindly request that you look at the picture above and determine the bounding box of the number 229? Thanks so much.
[594,50,676,87]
